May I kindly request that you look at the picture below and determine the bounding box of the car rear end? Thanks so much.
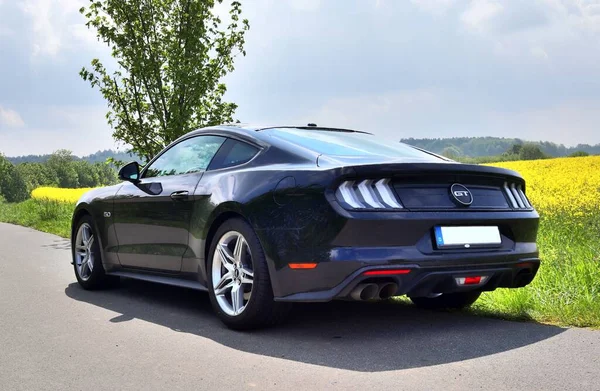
[324,162,538,300]
[250,128,540,303]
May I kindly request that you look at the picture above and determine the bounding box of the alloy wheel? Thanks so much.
[75,223,95,281]
[212,231,254,316]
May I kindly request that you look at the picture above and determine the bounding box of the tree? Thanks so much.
[94,162,119,186]
[569,151,589,158]
[47,150,79,188]
[74,161,100,188]
[519,144,547,161]
[441,145,462,160]
[16,162,59,193]
[80,0,249,161]
[0,155,28,203]
[504,144,523,156]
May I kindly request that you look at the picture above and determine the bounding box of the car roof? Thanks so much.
[190,123,371,135]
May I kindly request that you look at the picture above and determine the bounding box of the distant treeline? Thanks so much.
[6,149,139,165]
[402,137,600,158]
[0,150,119,203]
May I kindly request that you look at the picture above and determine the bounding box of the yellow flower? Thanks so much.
[487,156,600,216]
[31,187,95,203]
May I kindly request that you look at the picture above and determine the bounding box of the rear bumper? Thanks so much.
[254,201,540,300]
[275,256,540,302]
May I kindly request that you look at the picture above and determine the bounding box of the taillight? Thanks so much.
[503,182,532,209]
[335,179,403,210]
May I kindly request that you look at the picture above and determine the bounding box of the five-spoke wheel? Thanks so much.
[72,215,115,290]
[74,223,95,281]
[207,218,291,329]
[212,231,255,316]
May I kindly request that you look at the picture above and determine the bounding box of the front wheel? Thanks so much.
[410,291,481,310]
[207,218,291,330]
[72,215,116,290]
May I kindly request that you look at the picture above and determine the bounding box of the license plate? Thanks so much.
[434,226,501,249]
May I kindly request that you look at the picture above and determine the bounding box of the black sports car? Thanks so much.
[71,124,540,329]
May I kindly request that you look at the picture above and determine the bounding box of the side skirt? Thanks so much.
[106,270,208,291]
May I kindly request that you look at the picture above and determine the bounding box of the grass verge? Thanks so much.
[471,212,600,328]
[0,199,73,238]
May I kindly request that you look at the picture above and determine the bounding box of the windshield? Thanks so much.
[264,128,443,160]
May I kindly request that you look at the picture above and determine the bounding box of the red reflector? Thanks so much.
[289,263,317,269]
[464,276,482,285]
[363,269,411,276]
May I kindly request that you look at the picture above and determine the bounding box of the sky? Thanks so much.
[0,0,599,156]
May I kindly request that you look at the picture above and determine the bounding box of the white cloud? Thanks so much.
[19,0,95,57]
[485,100,600,146]
[410,0,457,14]
[530,46,549,59]
[0,24,13,36]
[306,90,442,138]
[542,0,600,34]
[0,105,115,156]
[460,0,504,32]
[0,106,25,127]
[304,91,600,146]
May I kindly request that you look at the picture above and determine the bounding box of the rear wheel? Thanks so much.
[72,215,116,290]
[207,218,291,330]
[410,291,481,310]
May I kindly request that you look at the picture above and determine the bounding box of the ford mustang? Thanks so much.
[71,124,540,329]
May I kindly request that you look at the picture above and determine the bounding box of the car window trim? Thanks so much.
[140,134,227,180]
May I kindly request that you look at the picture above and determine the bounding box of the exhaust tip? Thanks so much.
[377,282,399,300]
[350,283,379,301]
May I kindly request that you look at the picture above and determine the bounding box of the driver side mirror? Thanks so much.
[118,161,141,183]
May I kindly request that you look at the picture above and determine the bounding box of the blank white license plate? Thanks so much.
[434,226,501,249]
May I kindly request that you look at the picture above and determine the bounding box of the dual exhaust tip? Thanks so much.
[350,282,398,301]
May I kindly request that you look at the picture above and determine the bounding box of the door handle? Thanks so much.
[170,190,189,200]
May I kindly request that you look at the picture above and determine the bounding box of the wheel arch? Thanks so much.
[201,206,279,297]
[204,210,249,263]
[71,204,92,240]
[70,204,109,269]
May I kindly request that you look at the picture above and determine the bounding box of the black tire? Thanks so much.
[72,215,117,290]
[410,291,481,310]
[207,218,291,330]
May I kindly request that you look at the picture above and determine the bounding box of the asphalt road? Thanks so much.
[0,223,599,391]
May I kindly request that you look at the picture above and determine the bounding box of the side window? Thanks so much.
[209,139,260,170]
[143,135,226,178]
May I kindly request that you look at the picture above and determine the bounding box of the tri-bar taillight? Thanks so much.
[335,179,403,209]
[336,178,533,211]
[503,182,531,209]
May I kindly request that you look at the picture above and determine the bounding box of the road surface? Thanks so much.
[0,222,598,390]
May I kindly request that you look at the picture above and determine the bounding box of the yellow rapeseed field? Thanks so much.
[488,156,600,216]
[31,187,94,203]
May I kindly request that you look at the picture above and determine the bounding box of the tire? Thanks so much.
[72,215,117,290]
[410,291,481,310]
[207,218,291,330]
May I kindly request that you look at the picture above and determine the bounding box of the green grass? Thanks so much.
[471,212,600,328]
[1,199,599,328]
[0,199,73,238]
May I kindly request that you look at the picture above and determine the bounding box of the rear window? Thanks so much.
[264,128,441,160]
